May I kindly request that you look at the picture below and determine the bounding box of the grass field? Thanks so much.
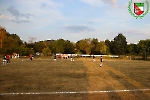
[0,57,150,100]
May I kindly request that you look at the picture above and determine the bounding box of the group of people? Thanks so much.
[3,53,102,67]
[53,54,75,61]
[3,54,10,65]
[54,54,102,67]
[3,53,33,65]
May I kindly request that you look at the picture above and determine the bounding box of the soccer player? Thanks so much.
[70,54,75,61]
[3,54,7,65]
[29,54,33,61]
[72,55,74,61]
[6,54,10,64]
[54,54,56,61]
[92,54,95,61]
[100,56,102,67]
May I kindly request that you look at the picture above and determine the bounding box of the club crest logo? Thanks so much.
[128,0,150,19]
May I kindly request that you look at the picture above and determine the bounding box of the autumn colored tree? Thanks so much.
[76,38,92,54]
[2,33,23,54]
[91,38,99,54]
[0,26,7,51]
[1,26,150,58]
[98,41,109,54]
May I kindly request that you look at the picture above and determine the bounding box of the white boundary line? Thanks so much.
[0,89,150,95]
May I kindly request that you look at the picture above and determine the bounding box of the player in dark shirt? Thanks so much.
[100,56,102,67]
[54,54,56,61]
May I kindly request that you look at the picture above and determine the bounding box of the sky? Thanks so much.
[0,0,150,43]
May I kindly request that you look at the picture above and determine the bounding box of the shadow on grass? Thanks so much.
[0,59,90,100]
[107,70,150,100]
[104,82,122,100]
[104,60,150,88]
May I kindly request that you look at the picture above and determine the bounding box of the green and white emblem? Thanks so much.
[128,0,150,19]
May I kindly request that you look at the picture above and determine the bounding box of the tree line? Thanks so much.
[0,26,150,59]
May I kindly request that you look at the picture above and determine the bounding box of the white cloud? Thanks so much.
[2,0,64,27]
[7,6,34,20]
[102,0,117,4]
[0,0,66,42]
[1,0,150,43]
[0,13,12,20]
[11,19,30,23]
[80,0,117,7]
[135,0,143,1]
[17,0,63,9]
[65,25,95,33]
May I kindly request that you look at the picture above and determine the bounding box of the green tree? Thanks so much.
[112,33,127,55]
[104,39,111,54]
[64,40,75,54]
[19,43,30,56]
[25,44,34,55]
[50,39,65,54]
[97,41,109,55]
[33,41,46,53]
[137,39,150,60]
[49,40,56,54]
[56,39,65,53]
[91,38,99,54]
[42,47,51,56]
[127,43,138,55]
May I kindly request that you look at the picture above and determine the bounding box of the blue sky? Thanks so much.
[0,0,150,43]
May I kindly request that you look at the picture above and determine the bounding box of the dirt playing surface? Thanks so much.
[0,57,150,100]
